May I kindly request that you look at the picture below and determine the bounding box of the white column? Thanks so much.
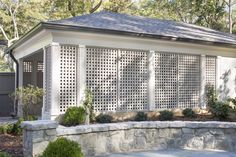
[41,47,48,120]
[50,43,61,119]
[200,55,206,109]
[31,59,38,86]
[17,59,24,117]
[77,45,87,106]
[215,56,221,96]
[148,50,155,111]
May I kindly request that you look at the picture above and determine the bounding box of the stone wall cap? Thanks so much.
[21,120,58,131]
[56,121,236,136]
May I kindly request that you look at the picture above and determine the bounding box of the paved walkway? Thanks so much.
[0,117,17,125]
[103,149,236,157]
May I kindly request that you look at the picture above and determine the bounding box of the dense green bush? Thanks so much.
[159,110,173,121]
[62,106,86,126]
[210,101,231,120]
[40,138,84,157]
[0,125,13,134]
[0,152,11,157]
[95,114,113,123]
[206,85,217,108]
[11,118,24,135]
[182,108,196,118]
[134,112,148,121]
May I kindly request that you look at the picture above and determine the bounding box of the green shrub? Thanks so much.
[11,118,24,135]
[182,108,196,118]
[134,112,148,121]
[0,125,13,134]
[40,138,84,157]
[206,85,217,108]
[95,114,113,123]
[0,152,11,157]
[62,106,86,126]
[159,110,173,121]
[210,101,231,120]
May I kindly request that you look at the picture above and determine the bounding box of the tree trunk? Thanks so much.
[229,0,233,34]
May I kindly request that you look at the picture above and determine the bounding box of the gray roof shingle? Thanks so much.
[47,11,236,45]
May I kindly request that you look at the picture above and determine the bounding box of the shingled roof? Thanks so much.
[48,11,236,45]
[5,11,236,53]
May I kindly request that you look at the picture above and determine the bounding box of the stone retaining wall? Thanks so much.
[21,121,236,157]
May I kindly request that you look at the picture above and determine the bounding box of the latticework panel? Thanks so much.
[206,56,216,88]
[23,61,32,72]
[178,54,200,108]
[155,53,178,109]
[119,49,148,111]
[86,47,118,112]
[59,45,77,113]
[37,61,44,72]
[43,46,52,113]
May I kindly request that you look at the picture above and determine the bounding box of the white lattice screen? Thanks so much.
[155,53,178,109]
[37,61,44,72]
[86,47,118,112]
[23,61,32,72]
[178,54,200,108]
[155,52,200,109]
[119,50,148,111]
[206,56,216,88]
[59,45,77,113]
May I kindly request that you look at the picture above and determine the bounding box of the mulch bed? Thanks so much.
[0,134,23,157]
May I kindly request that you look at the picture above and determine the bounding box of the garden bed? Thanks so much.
[0,134,23,157]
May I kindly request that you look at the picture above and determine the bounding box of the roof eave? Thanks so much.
[5,22,236,54]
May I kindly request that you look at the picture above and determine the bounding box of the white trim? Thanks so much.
[51,30,236,58]
[13,30,53,59]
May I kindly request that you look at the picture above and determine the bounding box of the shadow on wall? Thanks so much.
[219,69,231,100]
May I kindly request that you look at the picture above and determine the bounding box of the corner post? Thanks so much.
[200,54,206,109]
[50,43,61,119]
[148,50,155,111]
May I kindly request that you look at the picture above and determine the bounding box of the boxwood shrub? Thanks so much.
[134,112,148,121]
[62,106,86,126]
[95,114,113,123]
[159,110,173,121]
[40,138,84,157]
[182,108,196,118]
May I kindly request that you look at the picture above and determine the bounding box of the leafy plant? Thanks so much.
[11,85,44,120]
[11,118,24,135]
[134,112,148,121]
[0,124,13,134]
[206,85,217,108]
[159,110,173,121]
[82,88,94,124]
[227,97,236,111]
[95,114,113,123]
[0,151,11,157]
[210,101,231,120]
[62,106,86,126]
[182,108,196,118]
[40,138,84,157]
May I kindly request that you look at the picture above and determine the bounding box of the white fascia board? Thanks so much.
[51,30,236,57]
[13,30,53,60]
